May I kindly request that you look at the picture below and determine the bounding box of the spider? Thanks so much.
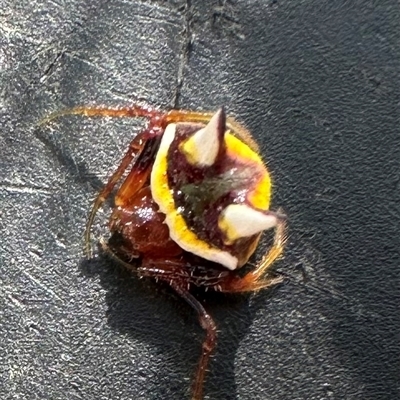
[41,103,286,400]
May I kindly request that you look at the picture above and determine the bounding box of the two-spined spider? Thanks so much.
[41,103,286,400]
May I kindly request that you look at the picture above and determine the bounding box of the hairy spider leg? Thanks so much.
[38,104,163,125]
[84,127,163,258]
[218,216,287,293]
[168,282,217,400]
[133,259,220,400]
[40,104,167,257]
[96,247,217,400]
[114,134,162,208]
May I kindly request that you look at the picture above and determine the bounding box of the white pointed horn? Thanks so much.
[219,204,279,242]
[180,108,226,166]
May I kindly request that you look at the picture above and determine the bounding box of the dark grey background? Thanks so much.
[1,1,399,399]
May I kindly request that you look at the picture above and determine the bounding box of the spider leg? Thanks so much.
[99,237,139,272]
[38,104,162,125]
[134,260,217,400]
[39,103,166,257]
[218,215,287,293]
[85,128,162,258]
[114,133,162,207]
[169,282,217,400]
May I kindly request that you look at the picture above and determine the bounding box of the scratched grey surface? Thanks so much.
[1,1,399,399]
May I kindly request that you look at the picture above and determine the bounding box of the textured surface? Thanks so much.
[1,1,399,399]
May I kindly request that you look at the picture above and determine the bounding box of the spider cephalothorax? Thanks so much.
[42,103,286,400]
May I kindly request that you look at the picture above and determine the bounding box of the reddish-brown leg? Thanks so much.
[170,282,217,400]
[84,127,163,257]
[218,216,287,293]
[96,251,217,400]
[134,259,218,400]
[40,104,167,257]
[39,104,163,125]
